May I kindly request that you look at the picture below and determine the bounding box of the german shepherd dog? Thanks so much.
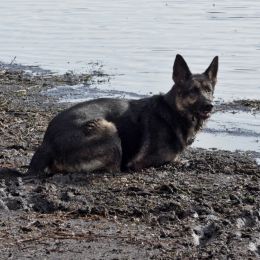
[28,54,218,174]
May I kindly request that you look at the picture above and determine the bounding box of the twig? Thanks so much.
[10,56,17,65]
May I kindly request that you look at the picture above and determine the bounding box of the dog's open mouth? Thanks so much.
[198,111,212,119]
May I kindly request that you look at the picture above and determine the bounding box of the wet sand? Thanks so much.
[0,66,260,259]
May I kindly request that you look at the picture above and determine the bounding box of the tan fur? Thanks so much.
[84,119,117,135]
[175,94,197,112]
[51,158,108,173]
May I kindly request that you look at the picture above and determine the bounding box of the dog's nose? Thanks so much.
[204,103,213,112]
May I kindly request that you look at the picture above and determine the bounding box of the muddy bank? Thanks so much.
[215,99,260,113]
[0,148,259,259]
[0,66,260,259]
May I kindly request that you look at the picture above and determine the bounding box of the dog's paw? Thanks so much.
[126,161,142,172]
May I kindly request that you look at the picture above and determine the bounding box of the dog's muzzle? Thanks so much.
[198,103,213,119]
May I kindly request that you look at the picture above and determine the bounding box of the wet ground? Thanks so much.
[0,67,260,259]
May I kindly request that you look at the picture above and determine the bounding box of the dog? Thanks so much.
[28,54,218,174]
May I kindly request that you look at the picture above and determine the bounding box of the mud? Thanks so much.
[0,66,259,259]
[215,99,260,113]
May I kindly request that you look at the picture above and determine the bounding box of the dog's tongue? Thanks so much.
[199,111,211,119]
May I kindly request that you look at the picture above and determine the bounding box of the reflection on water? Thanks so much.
[193,111,260,153]
[45,83,147,103]
[0,0,260,99]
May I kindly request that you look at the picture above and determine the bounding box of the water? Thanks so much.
[46,83,147,103]
[0,0,260,99]
[195,111,260,153]
[0,0,260,154]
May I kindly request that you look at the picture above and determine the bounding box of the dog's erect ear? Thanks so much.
[204,56,218,84]
[172,54,192,85]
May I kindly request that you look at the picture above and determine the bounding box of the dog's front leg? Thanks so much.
[126,151,148,171]
[126,155,164,171]
[127,151,177,171]
[126,159,144,171]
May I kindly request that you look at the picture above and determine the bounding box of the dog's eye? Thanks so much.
[204,85,212,93]
[189,87,199,96]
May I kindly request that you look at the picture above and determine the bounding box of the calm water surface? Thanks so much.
[0,0,260,98]
[0,0,259,153]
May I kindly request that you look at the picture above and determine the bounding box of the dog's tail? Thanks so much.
[27,143,53,175]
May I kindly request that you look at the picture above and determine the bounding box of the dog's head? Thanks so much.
[172,54,218,120]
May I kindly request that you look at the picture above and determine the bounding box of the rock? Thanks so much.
[5,197,24,210]
[0,199,9,211]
